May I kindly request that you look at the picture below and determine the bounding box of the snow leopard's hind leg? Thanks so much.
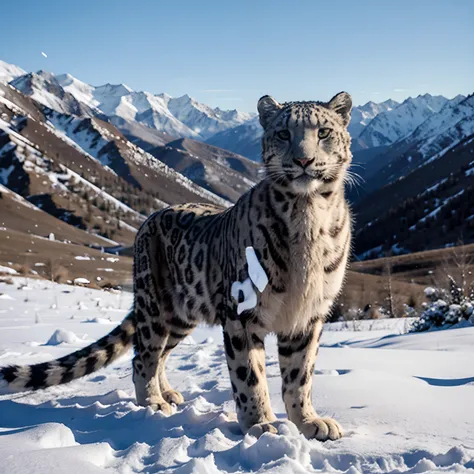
[132,268,173,414]
[132,214,196,413]
[156,315,196,405]
[132,303,196,411]
[278,319,343,440]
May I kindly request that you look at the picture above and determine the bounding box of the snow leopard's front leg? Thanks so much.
[223,319,277,437]
[278,319,343,441]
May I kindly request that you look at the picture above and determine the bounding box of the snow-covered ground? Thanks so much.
[0,278,473,473]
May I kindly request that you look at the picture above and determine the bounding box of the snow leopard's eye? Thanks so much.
[318,128,332,139]
[276,130,291,141]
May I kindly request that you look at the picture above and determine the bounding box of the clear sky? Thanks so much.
[1,0,473,112]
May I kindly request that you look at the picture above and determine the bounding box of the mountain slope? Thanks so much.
[148,138,259,201]
[353,133,474,258]
[0,83,232,248]
[0,184,114,247]
[206,116,263,162]
[0,60,25,84]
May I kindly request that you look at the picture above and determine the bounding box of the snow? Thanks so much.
[0,60,26,84]
[74,277,90,285]
[0,264,18,275]
[246,246,268,293]
[0,278,473,473]
[418,189,464,225]
[424,287,436,297]
[45,329,80,346]
[421,178,448,196]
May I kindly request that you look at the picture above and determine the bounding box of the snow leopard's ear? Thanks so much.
[327,92,352,127]
[258,95,282,129]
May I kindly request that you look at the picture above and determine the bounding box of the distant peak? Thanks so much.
[55,73,73,79]
[55,73,75,85]
[175,94,193,103]
[156,92,172,100]
[95,82,133,95]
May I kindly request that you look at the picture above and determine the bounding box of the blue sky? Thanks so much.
[1,0,473,112]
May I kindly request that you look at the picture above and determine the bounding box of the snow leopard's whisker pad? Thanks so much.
[0,92,353,441]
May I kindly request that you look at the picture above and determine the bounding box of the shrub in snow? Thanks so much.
[424,286,438,301]
[411,297,474,332]
[403,304,418,318]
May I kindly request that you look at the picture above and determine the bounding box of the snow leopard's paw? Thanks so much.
[247,422,279,438]
[299,417,343,441]
[162,389,184,405]
[149,399,172,415]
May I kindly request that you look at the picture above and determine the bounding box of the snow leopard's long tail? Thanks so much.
[0,311,136,393]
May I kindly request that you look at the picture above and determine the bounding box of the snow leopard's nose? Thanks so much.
[293,157,315,168]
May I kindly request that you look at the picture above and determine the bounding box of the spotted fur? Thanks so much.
[0,92,353,441]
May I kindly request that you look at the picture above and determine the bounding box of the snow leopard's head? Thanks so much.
[258,92,352,194]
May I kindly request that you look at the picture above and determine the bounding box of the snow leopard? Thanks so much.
[0,92,353,441]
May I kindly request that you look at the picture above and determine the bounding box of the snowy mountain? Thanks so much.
[165,94,252,139]
[354,94,452,150]
[0,81,239,250]
[348,99,399,139]
[10,71,99,117]
[0,60,25,84]
[353,133,474,258]
[351,94,474,197]
[7,59,467,166]
[351,92,474,257]
[9,65,252,141]
[408,94,473,158]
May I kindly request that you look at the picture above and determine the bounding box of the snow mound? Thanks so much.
[74,277,90,285]
[181,336,196,345]
[82,317,114,324]
[45,329,80,345]
[22,423,76,449]
[0,265,18,275]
